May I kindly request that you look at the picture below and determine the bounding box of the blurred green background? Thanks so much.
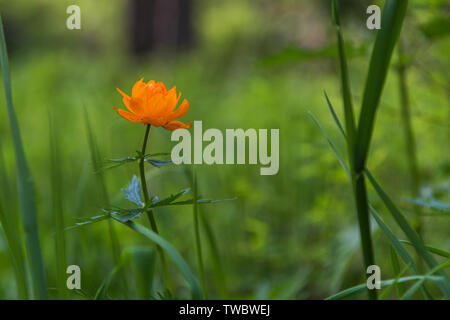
[0,0,448,299]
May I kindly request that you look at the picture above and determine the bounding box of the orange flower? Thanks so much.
[114,79,191,131]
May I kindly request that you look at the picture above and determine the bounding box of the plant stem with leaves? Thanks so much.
[332,0,376,300]
[139,124,172,291]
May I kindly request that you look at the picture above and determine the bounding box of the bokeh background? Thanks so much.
[0,0,448,299]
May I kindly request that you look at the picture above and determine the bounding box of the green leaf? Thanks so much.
[65,213,111,230]
[122,175,144,207]
[112,219,202,299]
[331,0,356,152]
[101,156,138,171]
[399,240,450,258]
[144,158,173,168]
[0,196,28,298]
[150,188,190,208]
[0,14,48,299]
[311,107,432,299]
[326,275,444,300]
[308,112,351,179]
[366,170,450,298]
[110,211,142,223]
[379,261,410,299]
[401,259,450,300]
[168,197,237,206]
[354,0,408,172]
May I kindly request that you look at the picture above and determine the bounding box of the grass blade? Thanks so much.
[0,196,28,298]
[366,170,450,298]
[331,0,356,151]
[379,260,410,299]
[312,106,432,299]
[308,112,350,179]
[326,275,443,300]
[401,259,450,300]
[354,0,408,171]
[399,240,450,259]
[112,218,202,299]
[0,14,48,299]
[331,1,382,299]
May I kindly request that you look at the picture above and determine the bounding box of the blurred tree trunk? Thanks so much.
[130,0,193,55]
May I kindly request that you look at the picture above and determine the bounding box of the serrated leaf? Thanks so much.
[150,188,190,208]
[144,158,173,168]
[169,198,237,206]
[111,211,142,223]
[122,175,144,207]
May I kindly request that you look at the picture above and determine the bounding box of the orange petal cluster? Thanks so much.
[114,79,191,131]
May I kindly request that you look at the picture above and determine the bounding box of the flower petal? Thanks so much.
[163,120,192,131]
[114,107,146,124]
[168,99,189,121]
[117,88,143,114]
[132,78,147,98]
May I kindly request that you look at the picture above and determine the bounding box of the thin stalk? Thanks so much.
[139,124,172,291]
[396,41,423,241]
[352,174,377,300]
[192,169,207,298]
[332,0,376,299]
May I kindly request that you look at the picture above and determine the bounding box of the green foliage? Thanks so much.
[0,14,47,299]
[0,1,448,300]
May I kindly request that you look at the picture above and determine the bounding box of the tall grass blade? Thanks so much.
[113,218,202,299]
[128,246,156,300]
[366,170,450,298]
[389,246,405,297]
[312,106,431,298]
[331,0,356,150]
[354,0,408,171]
[0,196,28,298]
[0,14,48,299]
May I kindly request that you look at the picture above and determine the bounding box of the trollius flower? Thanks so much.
[114,79,191,130]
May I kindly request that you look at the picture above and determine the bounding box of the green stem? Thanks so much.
[352,173,377,300]
[332,0,377,300]
[139,124,172,291]
[192,169,207,299]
